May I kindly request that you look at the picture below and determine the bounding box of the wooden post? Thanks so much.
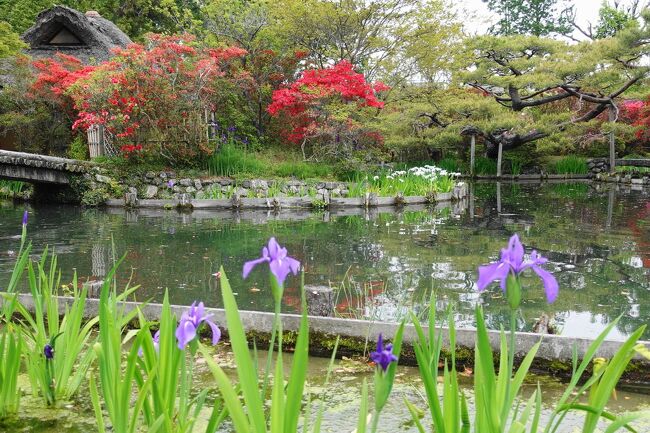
[609,105,616,173]
[496,141,503,178]
[470,134,476,177]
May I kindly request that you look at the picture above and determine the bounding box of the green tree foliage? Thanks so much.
[484,0,574,36]
[270,0,462,82]
[591,0,649,38]
[203,0,306,139]
[0,0,201,39]
[0,22,26,58]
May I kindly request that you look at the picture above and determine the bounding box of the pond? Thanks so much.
[0,181,648,340]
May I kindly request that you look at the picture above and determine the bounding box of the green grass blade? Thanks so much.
[284,306,309,433]
[199,344,251,432]
[218,268,266,433]
[404,398,427,433]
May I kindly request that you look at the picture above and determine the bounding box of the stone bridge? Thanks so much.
[0,150,92,184]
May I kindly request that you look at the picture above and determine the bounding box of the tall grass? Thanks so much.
[205,144,267,177]
[0,218,31,418]
[0,180,26,199]
[475,157,497,175]
[554,156,589,174]
[205,144,335,179]
[437,158,465,174]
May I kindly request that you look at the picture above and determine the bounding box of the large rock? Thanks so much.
[144,185,158,198]
[304,285,335,317]
[95,174,112,184]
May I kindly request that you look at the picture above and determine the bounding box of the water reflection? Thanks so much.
[0,182,647,338]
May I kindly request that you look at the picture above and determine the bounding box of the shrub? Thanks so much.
[268,61,389,161]
[68,35,247,164]
[67,135,89,160]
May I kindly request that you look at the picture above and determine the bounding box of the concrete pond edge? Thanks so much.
[104,184,468,210]
[11,293,650,387]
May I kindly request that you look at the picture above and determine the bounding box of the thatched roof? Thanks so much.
[22,6,131,64]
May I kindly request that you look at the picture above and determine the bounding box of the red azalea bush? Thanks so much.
[267,60,389,160]
[620,99,650,143]
[31,53,96,116]
[67,34,247,163]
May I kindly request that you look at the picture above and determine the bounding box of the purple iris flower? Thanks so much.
[370,334,398,371]
[477,234,559,303]
[138,330,160,356]
[167,180,175,188]
[22,210,28,226]
[175,301,221,350]
[152,330,160,351]
[44,344,54,360]
[243,237,300,286]
[228,126,236,133]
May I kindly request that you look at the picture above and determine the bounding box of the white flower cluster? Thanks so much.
[382,165,461,181]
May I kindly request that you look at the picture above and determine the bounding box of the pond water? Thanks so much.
[0,181,648,340]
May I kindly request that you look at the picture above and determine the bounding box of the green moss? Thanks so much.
[548,359,572,373]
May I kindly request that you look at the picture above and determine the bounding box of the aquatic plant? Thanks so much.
[348,165,460,198]
[0,326,22,419]
[134,294,226,433]
[175,301,221,350]
[367,330,403,433]
[20,250,99,405]
[89,276,154,433]
[407,303,470,433]
[370,333,398,371]
[477,234,558,306]
[202,267,311,433]
[243,237,300,292]
[407,234,649,433]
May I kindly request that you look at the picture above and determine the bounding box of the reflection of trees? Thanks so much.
[0,183,647,338]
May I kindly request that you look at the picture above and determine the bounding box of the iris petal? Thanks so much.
[286,256,301,275]
[205,319,221,345]
[532,265,559,304]
[509,234,524,271]
[477,262,508,291]
[269,258,291,285]
[267,237,280,258]
[242,257,269,278]
[176,320,197,350]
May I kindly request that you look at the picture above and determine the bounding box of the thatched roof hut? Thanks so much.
[22,6,131,64]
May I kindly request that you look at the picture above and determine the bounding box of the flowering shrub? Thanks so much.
[67,34,247,163]
[620,99,650,145]
[30,53,96,116]
[268,60,389,161]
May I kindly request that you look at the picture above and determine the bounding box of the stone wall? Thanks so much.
[587,158,610,175]
[125,171,352,200]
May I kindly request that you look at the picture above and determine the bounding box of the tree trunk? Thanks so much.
[484,129,548,158]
